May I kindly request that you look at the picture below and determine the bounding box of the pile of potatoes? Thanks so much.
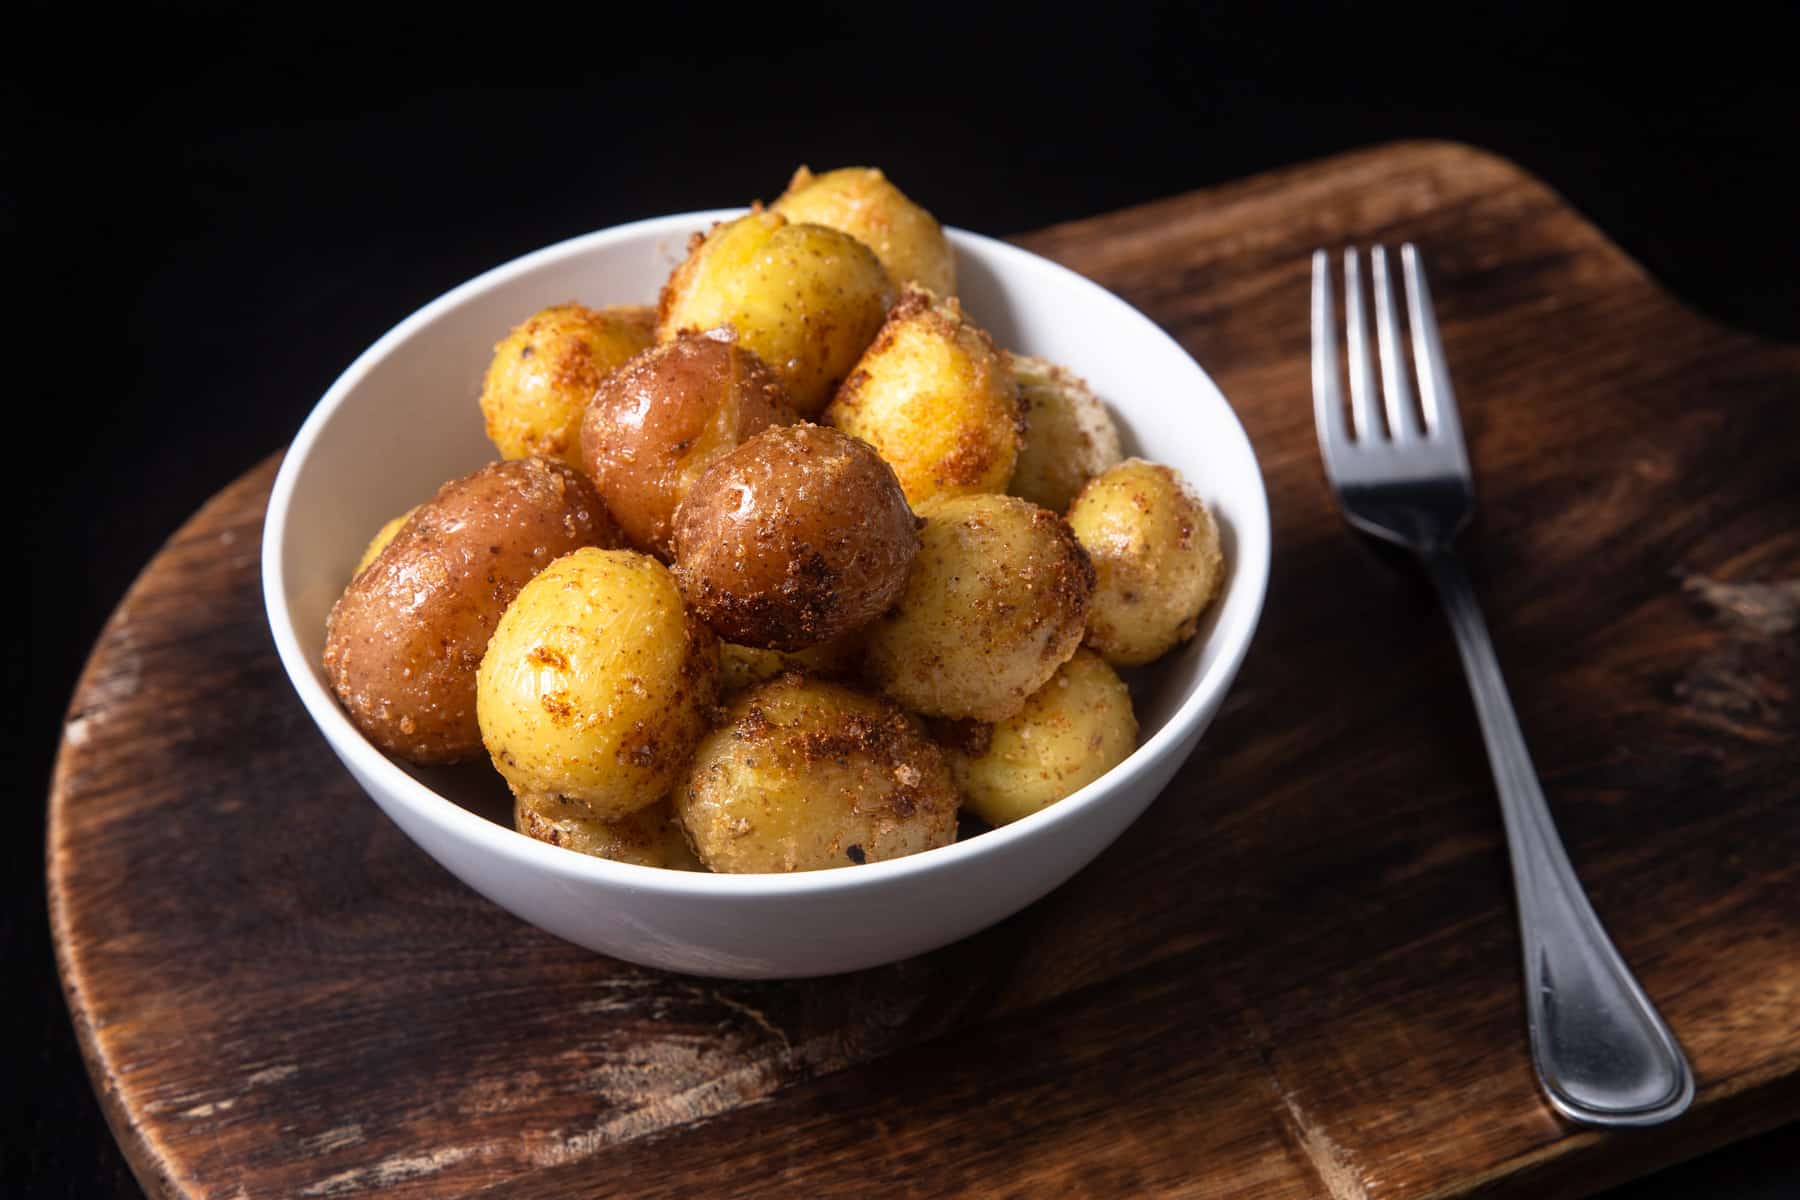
[322,166,1227,873]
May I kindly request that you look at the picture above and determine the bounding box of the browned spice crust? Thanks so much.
[671,424,918,651]
[683,675,958,867]
[928,716,995,758]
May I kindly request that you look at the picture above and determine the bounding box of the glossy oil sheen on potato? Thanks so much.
[1068,458,1224,666]
[675,674,959,873]
[476,547,718,821]
[580,331,795,559]
[772,165,956,295]
[672,424,919,651]
[825,285,1023,506]
[864,493,1094,722]
[323,458,623,764]
[657,211,892,416]
[352,506,418,577]
[480,303,655,466]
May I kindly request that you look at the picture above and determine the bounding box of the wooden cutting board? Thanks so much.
[50,141,1800,1200]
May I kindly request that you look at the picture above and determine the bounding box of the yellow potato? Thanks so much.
[772,166,955,295]
[1067,459,1225,666]
[719,631,865,693]
[824,285,1022,506]
[674,675,959,872]
[657,211,892,416]
[353,506,417,577]
[476,548,718,820]
[947,649,1137,826]
[864,493,1093,721]
[1008,355,1122,514]
[514,796,703,870]
[479,304,655,466]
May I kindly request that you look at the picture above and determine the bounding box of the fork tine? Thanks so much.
[1401,244,1468,459]
[1310,250,1349,454]
[1343,249,1381,441]
[1371,246,1423,442]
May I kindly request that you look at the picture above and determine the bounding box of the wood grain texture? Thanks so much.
[49,141,1800,1199]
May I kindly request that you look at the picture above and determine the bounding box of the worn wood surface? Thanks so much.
[49,141,1800,1199]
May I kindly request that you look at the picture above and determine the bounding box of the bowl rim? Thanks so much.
[262,210,1271,898]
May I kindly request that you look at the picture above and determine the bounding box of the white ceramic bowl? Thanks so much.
[262,212,1270,979]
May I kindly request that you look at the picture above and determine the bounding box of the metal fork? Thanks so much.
[1311,245,1694,1127]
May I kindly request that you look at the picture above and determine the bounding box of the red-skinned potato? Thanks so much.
[352,506,418,577]
[671,424,919,651]
[323,458,623,763]
[580,331,795,559]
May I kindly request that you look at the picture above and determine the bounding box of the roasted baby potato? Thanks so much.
[824,285,1022,506]
[1068,458,1224,666]
[674,674,959,872]
[514,795,703,870]
[1008,355,1122,514]
[947,649,1137,826]
[480,303,655,466]
[864,493,1094,721]
[353,506,418,577]
[323,459,623,764]
[580,331,795,558]
[720,630,866,693]
[671,424,919,651]
[657,211,892,416]
[772,166,956,296]
[476,547,718,821]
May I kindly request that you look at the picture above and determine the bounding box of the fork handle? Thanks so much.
[1422,550,1694,1127]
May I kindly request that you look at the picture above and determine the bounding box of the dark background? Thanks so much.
[12,3,1798,1194]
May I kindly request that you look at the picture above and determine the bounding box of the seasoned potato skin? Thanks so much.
[514,796,703,870]
[476,548,718,820]
[1007,355,1122,514]
[657,211,893,416]
[772,166,956,296]
[323,459,622,764]
[824,285,1023,506]
[672,424,919,651]
[580,332,795,559]
[947,649,1137,826]
[675,674,959,872]
[353,506,418,577]
[480,304,655,466]
[1068,458,1225,666]
[720,629,866,692]
[865,493,1094,721]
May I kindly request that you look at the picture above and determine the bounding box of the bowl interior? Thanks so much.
[268,213,1269,860]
